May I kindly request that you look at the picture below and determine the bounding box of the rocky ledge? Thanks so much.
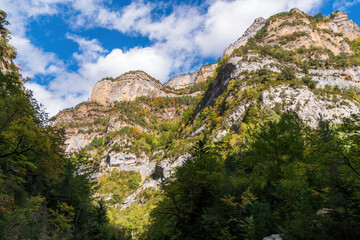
[164,63,218,90]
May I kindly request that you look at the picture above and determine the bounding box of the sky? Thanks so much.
[1,0,360,116]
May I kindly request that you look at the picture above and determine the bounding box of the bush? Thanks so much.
[301,76,317,89]
[281,67,296,80]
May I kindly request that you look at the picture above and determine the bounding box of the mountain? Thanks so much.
[196,8,360,126]
[49,8,360,239]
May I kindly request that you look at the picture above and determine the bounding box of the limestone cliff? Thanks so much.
[90,70,176,105]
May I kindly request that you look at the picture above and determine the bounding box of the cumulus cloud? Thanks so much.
[10,36,64,78]
[195,0,323,56]
[66,33,108,63]
[79,47,172,81]
[2,0,326,116]
[25,82,83,116]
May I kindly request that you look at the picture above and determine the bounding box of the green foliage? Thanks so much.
[97,169,141,205]
[147,112,360,239]
[279,32,309,45]
[0,11,124,238]
[0,11,16,70]
[279,67,296,80]
[148,146,225,239]
[351,37,360,56]
[108,188,162,239]
[314,13,324,19]
[301,75,317,89]
[89,136,104,148]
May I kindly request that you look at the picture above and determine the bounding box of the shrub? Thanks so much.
[301,76,317,89]
[280,67,296,80]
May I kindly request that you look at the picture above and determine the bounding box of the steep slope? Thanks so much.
[196,8,360,127]
[53,67,217,153]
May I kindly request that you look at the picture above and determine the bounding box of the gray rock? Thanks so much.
[164,63,218,90]
[223,17,267,57]
[106,152,155,180]
[263,234,282,240]
[261,86,360,127]
[91,71,176,105]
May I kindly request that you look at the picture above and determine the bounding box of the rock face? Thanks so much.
[90,70,175,105]
[322,11,360,42]
[223,9,360,57]
[196,50,360,122]
[263,234,282,240]
[223,17,267,57]
[259,10,359,55]
[106,152,155,179]
[164,63,218,89]
[261,86,360,127]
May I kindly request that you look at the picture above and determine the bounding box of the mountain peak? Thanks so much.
[289,7,304,15]
[90,70,171,105]
[114,70,162,87]
[224,9,360,57]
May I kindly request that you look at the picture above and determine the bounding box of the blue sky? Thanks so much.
[1,0,360,116]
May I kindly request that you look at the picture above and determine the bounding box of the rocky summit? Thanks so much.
[224,8,360,57]
[90,70,173,105]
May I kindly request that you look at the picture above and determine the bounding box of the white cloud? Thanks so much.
[25,82,84,116]
[195,0,323,56]
[23,45,173,116]
[10,36,64,77]
[80,47,172,81]
[66,33,108,63]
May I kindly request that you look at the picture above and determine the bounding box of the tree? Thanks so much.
[148,146,224,239]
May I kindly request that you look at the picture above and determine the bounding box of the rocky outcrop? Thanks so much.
[223,9,360,57]
[51,102,109,153]
[90,70,175,105]
[320,11,360,42]
[259,10,359,55]
[263,234,282,240]
[223,17,267,57]
[164,63,218,90]
[195,53,282,115]
[261,86,360,127]
[121,154,188,209]
[105,152,155,179]
[196,47,360,117]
